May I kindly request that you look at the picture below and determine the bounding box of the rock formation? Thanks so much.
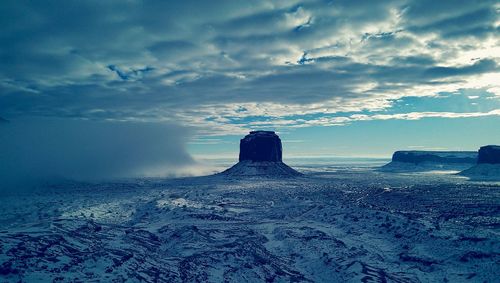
[381,150,477,172]
[239,131,282,162]
[477,145,500,164]
[219,131,301,177]
[391,151,477,164]
[459,145,500,180]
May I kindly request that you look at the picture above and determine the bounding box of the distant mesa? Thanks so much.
[219,131,301,177]
[477,145,500,164]
[459,145,500,181]
[381,146,500,180]
[391,151,477,164]
[381,150,477,172]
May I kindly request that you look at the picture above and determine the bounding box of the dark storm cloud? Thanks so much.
[407,7,498,39]
[403,1,497,30]
[0,0,498,129]
[389,55,436,66]
[424,59,498,78]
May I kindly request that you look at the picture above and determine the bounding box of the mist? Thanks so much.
[0,118,196,192]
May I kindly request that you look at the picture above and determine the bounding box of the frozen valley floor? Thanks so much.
[0,169,499,282]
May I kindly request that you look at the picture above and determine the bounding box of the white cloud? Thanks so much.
[0,0,498,135]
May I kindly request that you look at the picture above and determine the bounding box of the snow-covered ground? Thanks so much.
[379,161,475,173]
[460,164,500,181]
[1,159,499,282]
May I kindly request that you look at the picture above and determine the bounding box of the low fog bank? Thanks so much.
[0,118,201,192]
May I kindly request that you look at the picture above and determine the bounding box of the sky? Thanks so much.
[0,0,499,181]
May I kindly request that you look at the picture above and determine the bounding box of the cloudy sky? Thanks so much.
[1,0,499,179]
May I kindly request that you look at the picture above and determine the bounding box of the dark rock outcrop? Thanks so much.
[459,145,500,181]
[477,145,500,164]
[239,131,282,162]
[219,131,301,177]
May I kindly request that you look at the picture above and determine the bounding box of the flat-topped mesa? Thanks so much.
[477,145,500,164]
[392,151,477,164]
[219,131,301,177]
[381,150,477,172]
[239,131,282,162]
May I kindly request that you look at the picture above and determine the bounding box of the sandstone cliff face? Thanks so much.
[220,131,300,177]
[477,145,500,164]
[239,131,282,162]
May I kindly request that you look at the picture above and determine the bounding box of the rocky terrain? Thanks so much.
[0,163,499,282]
